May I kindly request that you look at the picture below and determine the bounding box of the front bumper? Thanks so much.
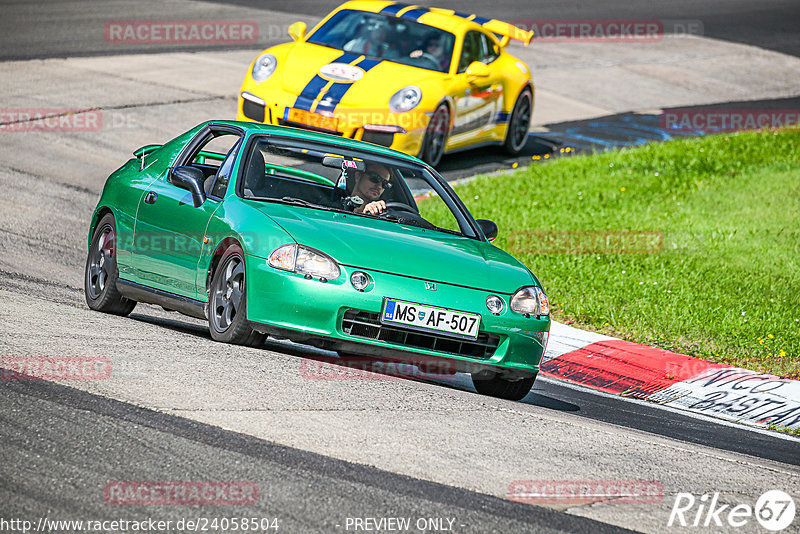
[244,254,550,377]
[237,89,429,157]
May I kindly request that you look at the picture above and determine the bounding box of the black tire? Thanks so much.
[208,244,265,347]
[84,213,136,316]
[503,88,533,155]
[471,372,536,401]
[421,103,450,167]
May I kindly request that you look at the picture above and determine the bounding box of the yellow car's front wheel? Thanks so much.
[420,104,450,167]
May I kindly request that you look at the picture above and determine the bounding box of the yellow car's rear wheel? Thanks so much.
[504,88,532,155]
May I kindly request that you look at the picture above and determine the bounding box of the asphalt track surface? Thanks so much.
[2,377,631,533]
[2,1,800,533]
[1,0,799,60]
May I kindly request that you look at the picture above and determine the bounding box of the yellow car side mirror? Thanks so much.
[288,21,306,42]
[466,61,490,83]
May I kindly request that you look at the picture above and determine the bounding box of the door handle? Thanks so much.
[144,191,158,204]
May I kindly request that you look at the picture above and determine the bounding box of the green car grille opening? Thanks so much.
[341,309,500,360]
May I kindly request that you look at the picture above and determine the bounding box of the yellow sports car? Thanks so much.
[237,1,534,166]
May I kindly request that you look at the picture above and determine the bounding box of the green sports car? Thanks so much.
[84,120,550,400]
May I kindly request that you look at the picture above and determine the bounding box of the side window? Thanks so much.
[478,32,499,64]
[209,139,241,198]
[190,133,239,169]
[179,129,242,198]
[458,31,481,73]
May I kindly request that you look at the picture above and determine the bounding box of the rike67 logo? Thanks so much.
[668,490,796,531]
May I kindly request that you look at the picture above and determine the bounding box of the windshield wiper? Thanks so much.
[364,211,439,231]
[280,196,318,208]
[272,197,352,215]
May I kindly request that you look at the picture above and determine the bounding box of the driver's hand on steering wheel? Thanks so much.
[357,200,386,215]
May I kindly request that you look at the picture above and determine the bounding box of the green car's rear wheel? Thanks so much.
[84,213,136,316]
[208,245,265,347]
[471,372,536,401]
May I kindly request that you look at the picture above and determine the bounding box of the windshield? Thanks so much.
[307,9,455,74]
[238,136,476,238]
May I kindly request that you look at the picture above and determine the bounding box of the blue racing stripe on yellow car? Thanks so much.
[357,57,383,71]
[293,52,360,111]
[294,76,328,111]
[449,11,491,25]
[379,3,410,15]
[315,58,383,115]
[399,7,429,21]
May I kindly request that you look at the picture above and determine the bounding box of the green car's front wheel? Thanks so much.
[84,213,136,316]
[471,372,536,401]
[208,245,265,347]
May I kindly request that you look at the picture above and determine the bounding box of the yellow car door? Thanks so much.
[446,30,504,150]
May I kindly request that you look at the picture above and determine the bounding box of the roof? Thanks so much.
[335,1,534,45]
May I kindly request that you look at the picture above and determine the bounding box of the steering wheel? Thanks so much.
[419,53,441,69]
[381,201,418,215]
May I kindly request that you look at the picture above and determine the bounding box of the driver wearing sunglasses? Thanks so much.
[352,162,393,215]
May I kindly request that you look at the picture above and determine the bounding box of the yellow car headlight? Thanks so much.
[252,53,277,82]
[389,86,422,113]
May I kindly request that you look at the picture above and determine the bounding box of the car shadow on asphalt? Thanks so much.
[436,136,558,181]
[262,339,581,413]
[128,311,581,413]
[129,311,211,338]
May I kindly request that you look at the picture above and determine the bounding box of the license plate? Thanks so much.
[381,298,481,340]
[287,108,338,132]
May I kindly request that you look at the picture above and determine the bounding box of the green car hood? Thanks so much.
[258,203,533,294]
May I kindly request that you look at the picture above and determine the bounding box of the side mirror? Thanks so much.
[466,61,490,83]
[171,166,206,208]
[476,219,498,241]
[288,21,306,42]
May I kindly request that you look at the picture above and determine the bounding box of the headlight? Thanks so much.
[268,244,340,281]
[252,53,277,82]
[510,286,549,316]
[389,86,422,113]
[486,295,505,315]
[350,271,370,291]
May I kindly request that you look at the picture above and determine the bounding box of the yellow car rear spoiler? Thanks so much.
[429,8,534,46]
